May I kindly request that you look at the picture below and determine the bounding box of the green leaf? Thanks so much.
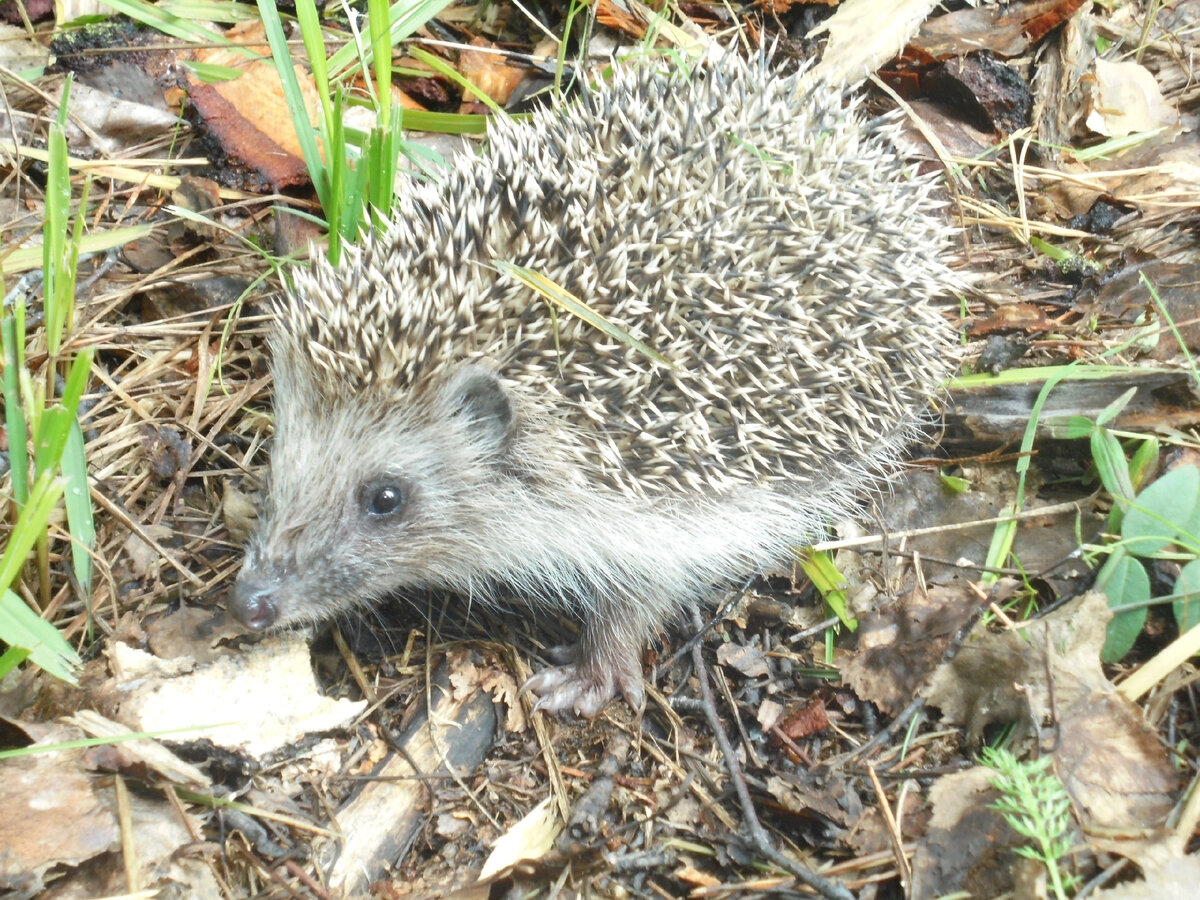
[1029,235,1072,263]
[158,0,260,22]
[939,472,970,493]
[1122,466,1200,556]
[0,472,64,592]
[0,645,31,681]
[100,0,254,52]
[1128,437,1160,493]
[63,421,95,597]
[2,315,29,506]
[43,120,71,358]
[255,0,325,210]
[796,549,857,631]
[1173,558,1200,634]
[325,0,455,76]
[0,589,81,684]
[182,60,245,83]
[60,348,93,414]
[0,224,155,276]
[33,405,75,474]
[981,503,1018,588]
[397,109,490,135]
[1061,415,1096,440]
[1091,427,1135,518]
[1095,550,1150,662]
[1095,386,1137,426]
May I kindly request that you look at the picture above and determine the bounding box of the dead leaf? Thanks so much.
[922,53,1033,135]
[926,593,1180,829]
[0,726,118,894]
[812,0,942,86]
[460,40,526,110]
[969,302,1057,337]
[1086,59,1179,137]
[186,23,322,190]
[478,797,561,880]
[111,634,366,758]
[1092,854,1200,900]
[121,524,176,580]
[716,641,769,678]
[841,582,979,715]
[0,23,49,74]
[910,766,1025,899]
[774,698,830,741]
[1055,691,1178,829]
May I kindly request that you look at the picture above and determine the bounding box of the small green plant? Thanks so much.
[256,0,461,263]
[963,280,1200,660]
[1060,387,1199,661]
[981,746,1078,900]
[0,84,97,683]
[795,548,857,663]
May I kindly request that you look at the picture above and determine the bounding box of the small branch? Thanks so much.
[689,610,855,900]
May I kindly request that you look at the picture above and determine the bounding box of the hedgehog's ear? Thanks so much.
[441,363,516,454]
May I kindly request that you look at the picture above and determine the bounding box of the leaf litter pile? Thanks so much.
[2,0,1200,897]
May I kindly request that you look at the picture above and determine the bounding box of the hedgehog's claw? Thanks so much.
[523,650,645,718]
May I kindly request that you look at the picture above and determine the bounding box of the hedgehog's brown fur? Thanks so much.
[230,50,962,716]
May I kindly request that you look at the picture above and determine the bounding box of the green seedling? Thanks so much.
[1,86,97,680]
[982,746,1079,900]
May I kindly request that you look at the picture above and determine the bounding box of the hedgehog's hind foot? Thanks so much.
[523,645,645,718]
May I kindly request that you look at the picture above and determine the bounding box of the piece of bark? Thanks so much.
[326,657,499,893]
[944,369,1196,449]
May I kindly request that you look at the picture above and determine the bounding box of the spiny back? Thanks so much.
[275,52,960,498]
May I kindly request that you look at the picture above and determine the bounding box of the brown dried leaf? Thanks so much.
[775,698,830,741]
[0,724,119,894]
[716,641,769,678]
[841,582,979,715]
[927,593,1180,830]
[1086,59,1180,138]
[460,40,526,110]
[969,302,1057,337]
[187,23,321,190]
[910,766,1024,899]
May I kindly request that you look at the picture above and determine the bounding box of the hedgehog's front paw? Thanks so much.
[523,650,645,718]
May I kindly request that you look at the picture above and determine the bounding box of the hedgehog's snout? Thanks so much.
[229,574,280,632]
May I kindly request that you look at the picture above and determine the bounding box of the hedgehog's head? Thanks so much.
[230,347,524,631]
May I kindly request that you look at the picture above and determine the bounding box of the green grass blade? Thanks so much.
[326,0,454,75]
[1,315,29,506]
[796,548,857,631]
[182,60,246,83]
[34,406,74,475]
[409,47,506,116]
[255,0,326,210]
[496,262,672,368]
[43,121,70,358]
[158,0,260,23]
[397,109,489,134]
[1,224,154,276]
[294,0,333,124]
[0,646,32,681]
[368,0,392,129]
[60,346,94,414]
[0,589,81,683]
[100,0,254,53]
[63,416,95,599]
[0,472,65,591]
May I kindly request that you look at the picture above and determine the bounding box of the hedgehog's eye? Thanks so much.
[358,480,410,520]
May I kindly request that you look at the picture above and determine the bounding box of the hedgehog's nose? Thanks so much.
[229,578,280,631]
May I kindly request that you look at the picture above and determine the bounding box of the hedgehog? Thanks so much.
[229,49,961,717]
